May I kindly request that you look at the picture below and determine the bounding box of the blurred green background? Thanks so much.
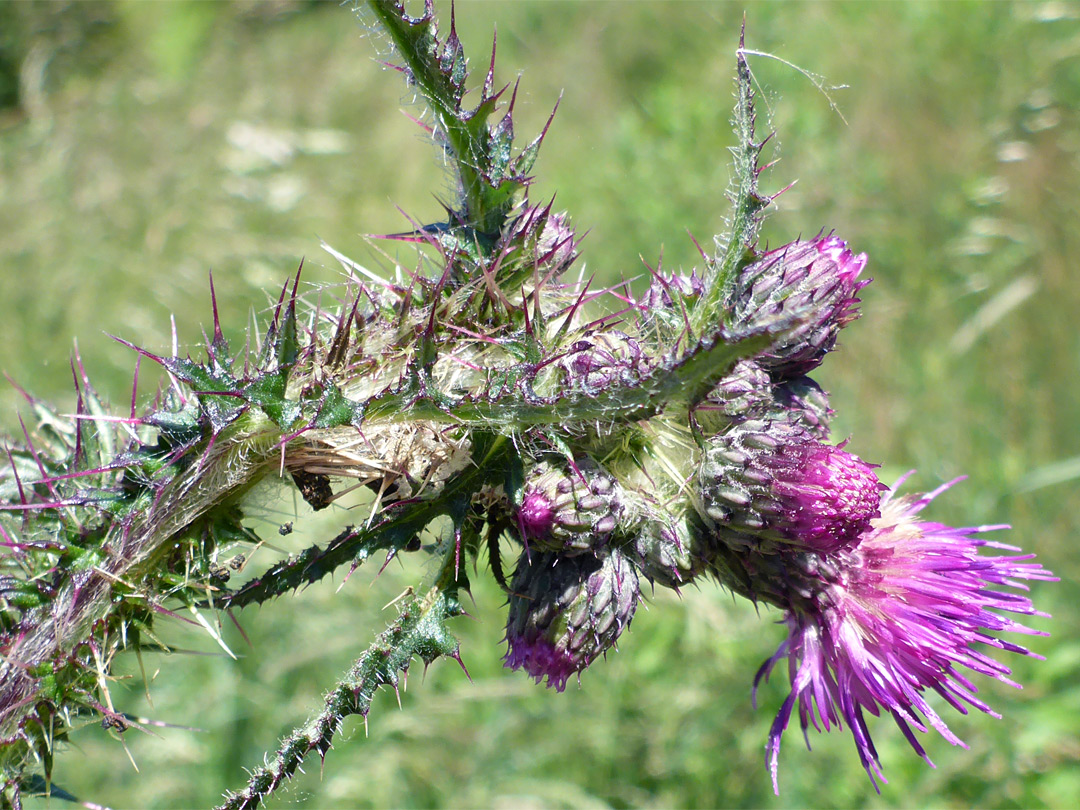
[2,1,1078,807]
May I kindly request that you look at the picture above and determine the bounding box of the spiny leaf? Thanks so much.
[365,0,551,237]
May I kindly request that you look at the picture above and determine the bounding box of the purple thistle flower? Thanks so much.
[753,474,1055,793]
[700,420,884,553]
[728,234,869,378]
[504,549,640,691]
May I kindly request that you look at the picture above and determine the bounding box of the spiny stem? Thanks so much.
[693,27,770,334]
[218,434,511,610]
[364,327,780,427]
[216,581,462,810]
[367,0,499,234]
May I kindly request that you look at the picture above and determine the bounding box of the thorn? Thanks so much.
[18,414,64,509]
[449,649,471,681]
[505,75,521,119]
[265,273,292,345]
[769,179,798,202]
[226,609,253,649]
[208,269,225,348]
[382,586,415,611]
[70,358,85,467]
[552,276,592,345]
[107,334,169,368]
[187,605,237,661]
[483,25,497,100]
[687,229,710,264]
[535,91,562,146]
[129,355,141,421]
[326,293,361,370]
[400,108,434,135]
[2,371,35,406]
[521,289,533,336]
[377,547,399,577]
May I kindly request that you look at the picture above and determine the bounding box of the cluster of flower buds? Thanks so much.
[500,229,1051,793]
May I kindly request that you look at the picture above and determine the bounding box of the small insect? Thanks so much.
[291,471,334,511]
[101,714,130,733]
[279,522,294,536]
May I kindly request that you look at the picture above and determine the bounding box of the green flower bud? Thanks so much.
[631,512,717,589]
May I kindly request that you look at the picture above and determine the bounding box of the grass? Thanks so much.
[2,1,1078,807]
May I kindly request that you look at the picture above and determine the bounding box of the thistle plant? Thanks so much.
[0,2,1055,807]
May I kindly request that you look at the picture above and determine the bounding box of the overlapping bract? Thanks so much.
[505,549,640,692]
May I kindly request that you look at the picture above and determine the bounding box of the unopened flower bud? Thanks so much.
[517,459,621,554]
[504,549,640,691]
[507,205,579,276]
[770,376,833,439]
[696,359,772,434]
[639,270,705,310]
[631,512,717,589]
[728,235,869,378]
[562,330,652,395]
[699,420,883,553]
[705,525,842,613]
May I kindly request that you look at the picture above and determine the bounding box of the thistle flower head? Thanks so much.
[632,513,717,589]
[505,204,580,276]
[729,234,869,378]
[504,548,640,691]
[700,420,883,553]
[771,376,834,439]
[517,459,621,554]
[752,475,1056,792]
[562,330,653,395]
